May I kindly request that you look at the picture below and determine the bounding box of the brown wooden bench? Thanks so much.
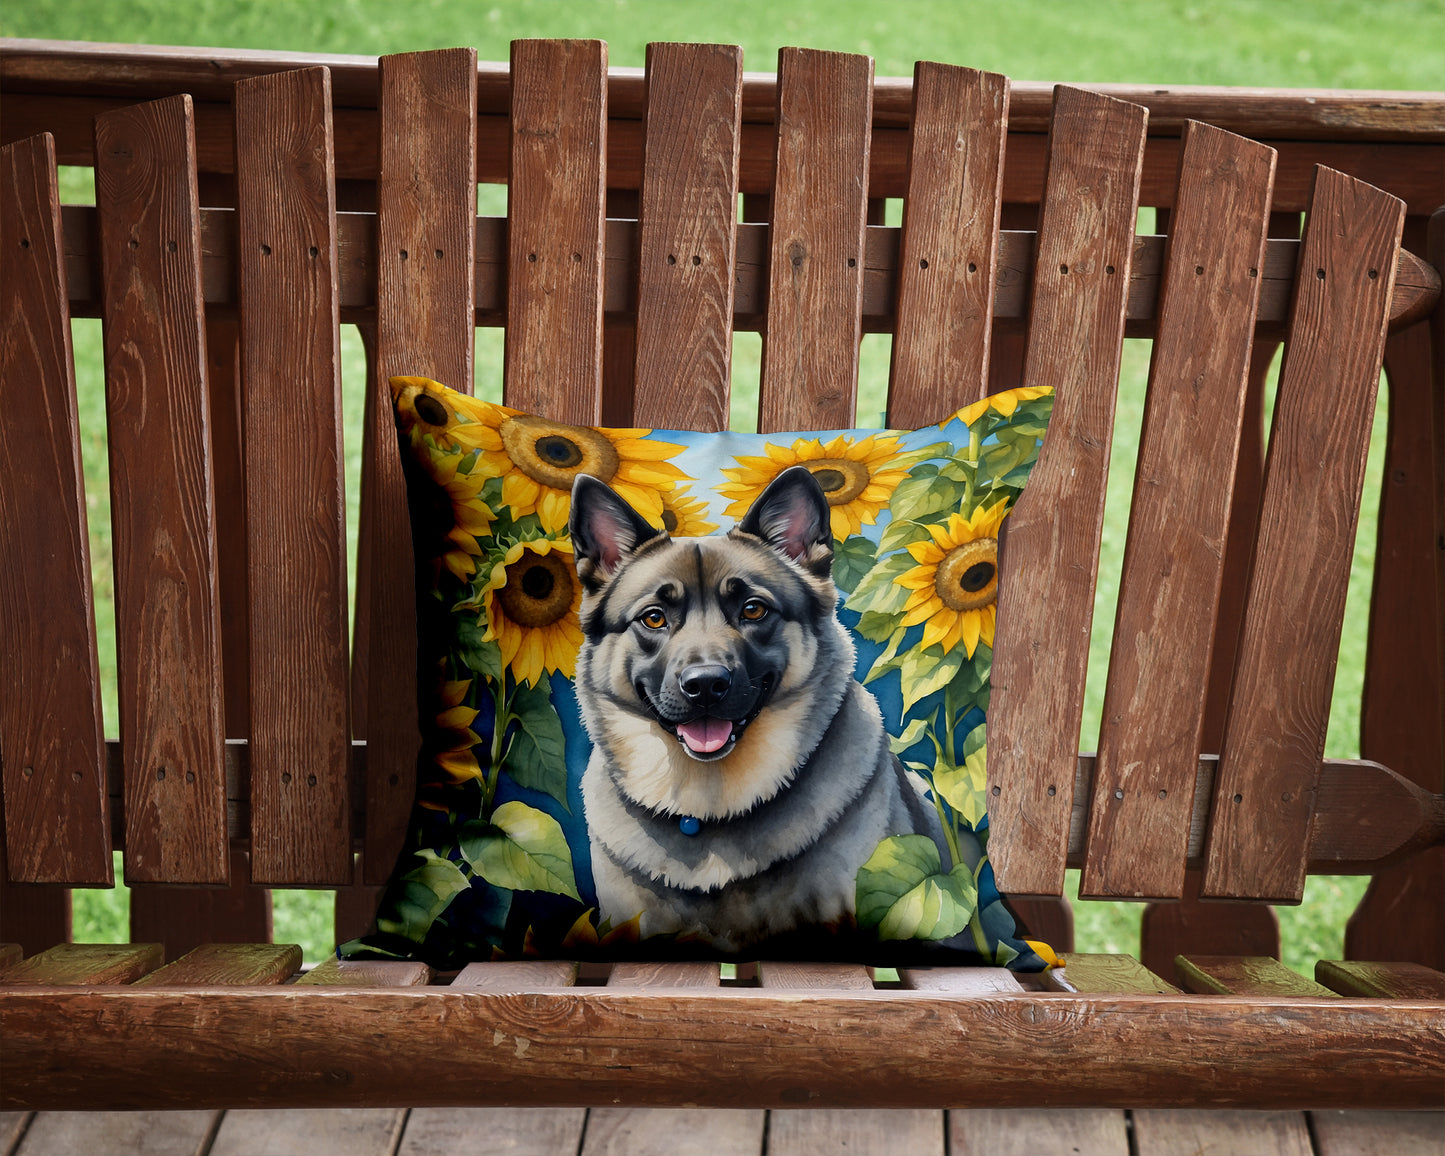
[1,38,1443,1111]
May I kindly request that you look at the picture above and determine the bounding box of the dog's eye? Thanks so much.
[740,599,769,622]
[639,608,667,630]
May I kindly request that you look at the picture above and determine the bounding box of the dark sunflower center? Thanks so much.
[414,393,449,426]
[496,552,575,628]
[499,414,622,491]
[521,564,555,599]
[805,458,871,506]
[935,536,999,612]
[661,509,679,533]
[811,468,847,493]
[960,561,996,593]
[535,435,584,468]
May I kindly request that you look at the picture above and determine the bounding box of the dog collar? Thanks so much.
[678,815,701,836]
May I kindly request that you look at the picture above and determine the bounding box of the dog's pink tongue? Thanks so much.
[677,717,734,754]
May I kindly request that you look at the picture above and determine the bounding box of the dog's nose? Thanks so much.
[679,664,731,707]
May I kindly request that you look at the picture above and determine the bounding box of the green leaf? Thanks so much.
[895,643,966,713]
[845,551,916,616]
[888,471,968,525]
[854,608,907,644]
[933,740,989,828]
[856,835,941,929]
[875,516,937,556]
[503,679,569,810]
[888,716,930,756]
[461,801,580,900]
[856,836,978,941]
[375,849,472,943]
[892,441,954,470]
[831,534,878,594]
[454,613,503,682]
[979,437,1033,486]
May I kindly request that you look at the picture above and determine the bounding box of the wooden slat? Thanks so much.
[0,942,162,985]
[0,132,110,885]
[233,67,352,886]
[451,961,578,988]
[1316,959,1445,999]
[771,1111,943,1156]
[757,961,873,990]
[1310,1110,1445,1156]
[898,967,1023,993]
[758,48,873,434]
[985,87,1148,896]
[360,48,477,886]
[400,1108,587,1156]
[1139,870,1280,980]
[297,957,433,986]
[583,1108,764,1156]
[1204,167,1407,902]
[0,871,69,957]
[209,1109,404,1156]
[1175,955,1336,997]
[505,39,606,423]
[1057,953,1180,994]
[131,942,300,986]
[887,63,1009,427]
[15,1111,219,1156]
[93,95,228,885]
[608,962,720,988]
[951,1109,1129,1156]
[631,42,742,432]
[1083,124,1275,900]
[128,847,272,962]
[1132,1110,1312,1156]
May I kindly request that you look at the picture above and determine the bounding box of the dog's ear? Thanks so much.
[570,474,664,590]
[736,465,834,577]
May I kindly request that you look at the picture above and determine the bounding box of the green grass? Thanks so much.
[30,0,1440,969]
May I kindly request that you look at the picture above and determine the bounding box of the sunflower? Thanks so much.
[650,485,718,537]
[391,375,507,456]
[435,471,496,581]
[896,498,1010,657]
[478,538,584,686]
[718,433,908,540]
[432,678,485,785]
[950,384,1053,429]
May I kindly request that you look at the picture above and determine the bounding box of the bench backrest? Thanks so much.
[1,42,1438,953]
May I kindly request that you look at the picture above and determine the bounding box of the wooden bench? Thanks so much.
[1,38,1443,1112]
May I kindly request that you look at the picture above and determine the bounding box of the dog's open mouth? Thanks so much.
[637,674,777,762]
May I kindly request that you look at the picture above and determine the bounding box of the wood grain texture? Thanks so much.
[757,961,873,990]
[769,1110,943,1156]
[401,1108,587,1156]
[0,132,111,885]
[1310,1110,1445,1156]
[1083,123,1276,900]
[898,967,1024,993]
[14,1110,219,1156]
[608,962,720,988]
[1204,167,1407,903]
[1175,955,1336,997]
[986,87,1148,896]
[209,1109,404,1156]
[93,95,228,885]
[631,43,742,432]
[128,847,272,961]
[361,48,477,885]
[505,39,607,423]
[297,957,432,986]
[452,960,579,988]
[951,1109,1128,1156]
[233,67,352,885]
[1139,870,1279,979]
[0,871,69,957]
[0,942,162,985]
[1132,1110,1313,1156]
[1316,959,1445,998]
[758,48,873,434]
[1059,953,1181,994]
[888,64,1009,427]
[1347,850,1445,972]
[583,1108,764,1156]
[132,942,300,986]
[3,988,1443,1110]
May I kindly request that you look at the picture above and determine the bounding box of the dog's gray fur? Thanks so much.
[569,467,944,952]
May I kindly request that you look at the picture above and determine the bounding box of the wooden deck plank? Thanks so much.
[0,132,111,885]
[756,961,873,990]
[0,1113,31,1156]
[1084,122,1275,901]
[452,961,579,988]
[233,66,352,886]
[1204,167,1406,903]
[132,943,301,987]
[93,95,229,887]
[400,1108,587,1156]
[888,63,1009,426]
[898,967,1023,993]
[631,42,741,432]
[608,962,720,988]
[758,47,873,434]
[209,1109,404,1156]
[1056,953,1181,994]
[1132,1110,1313,1156]
[951,1109,1128,1156]
[583,1109,764,1156]
[298,957,432,987]
[1176,955,1337,997]
[0,943,162,985]
[15,1111,218,1156]
[1316,960,1445,999]
[1309,1110,1445,1156]
[769,1110,943,1156]
[986,87,1148,896]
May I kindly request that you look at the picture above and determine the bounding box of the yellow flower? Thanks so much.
[718,433,908,540]
[895,499,1010,657]
[435,471,495,581]
[391,375,508,456]
[949,385,1053,429]
[650,485,718,537]
[478,539,584,687]
[432,678,485,784]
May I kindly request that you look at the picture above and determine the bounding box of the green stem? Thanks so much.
[926,723,963,869]
[485,677,515,815]
[967,906,990,958]
[961,425,982,512]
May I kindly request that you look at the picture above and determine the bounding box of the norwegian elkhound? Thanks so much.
[569,465,947,954]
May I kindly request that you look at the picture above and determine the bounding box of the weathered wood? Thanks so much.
[987,87,1148,896]
[0,945,20,967]
[1316,960,1445,999]
[452,961,579,988]
[1138,869,1280,981]
[898,967,1024,993]
[887,63,1008,426]
[1310,1110,1445,1156]
[1058,953,1181,994]
[770,1110,943,1156]
[505,39,606,422]
[631,42,741,432]
[582,1108,764,1156]
[1132,1110,1313,1156]
[400,1108,587,1156]
[209,1109,405,1156]
[0,132,111,885]
[132,942,301,986]
[297,957,432,987]
[608,962,720,988]
[1205,167,1407,903]
[1348,850,1445,973]
[93,95,229,885]
[1175,955,1336,997]
[757,962,873,990]
[951,1109,1128,1156]
[0,873,69,957]
[1084,123,1275,901]
[757,48,872,434]
[128,847,272,961]
[14,1110,219,1156]
[0,942,162,985]
[361,49,477,886]
[233,67,352,885]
